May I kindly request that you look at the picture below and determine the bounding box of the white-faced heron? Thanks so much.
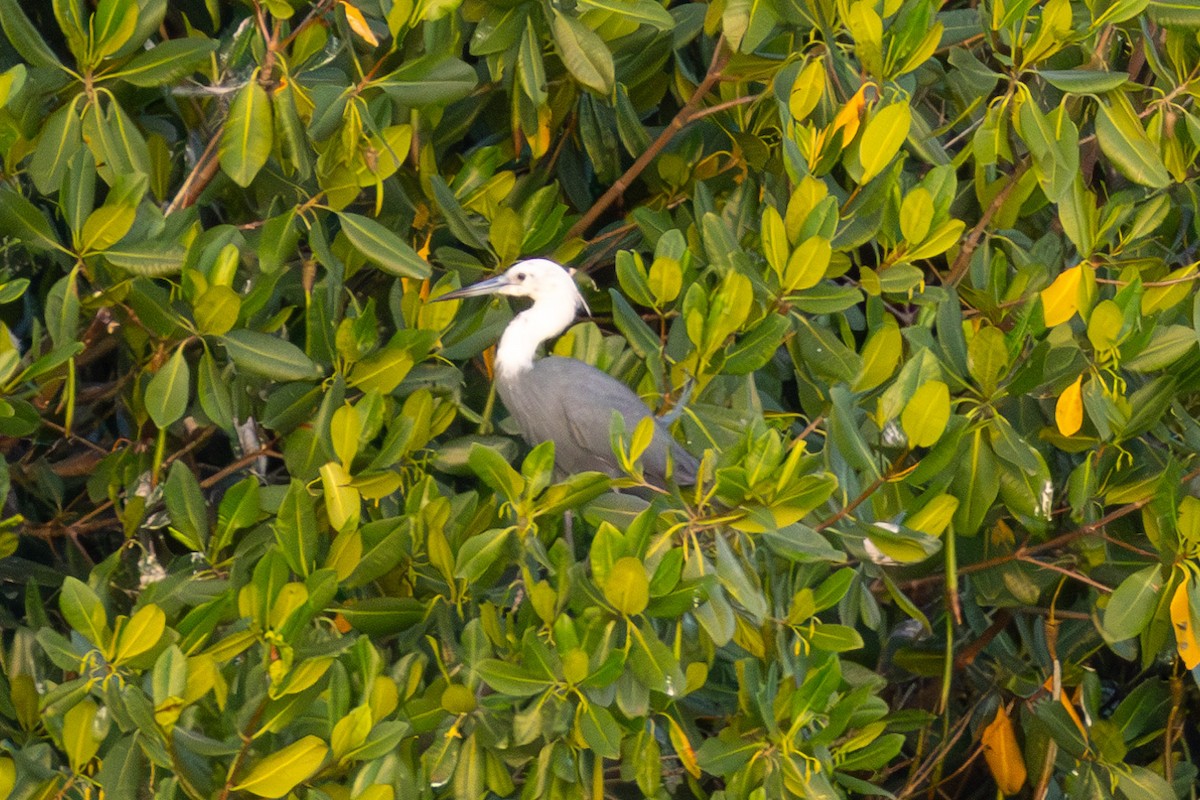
[439,259,698,487]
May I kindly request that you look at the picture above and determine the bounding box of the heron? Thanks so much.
[438,259,698,488]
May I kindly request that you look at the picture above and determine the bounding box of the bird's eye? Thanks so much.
[516,273,526,281]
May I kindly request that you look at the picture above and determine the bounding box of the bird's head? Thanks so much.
[439,259,589,314]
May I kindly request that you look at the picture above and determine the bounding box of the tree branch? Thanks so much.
[566,38,729,241]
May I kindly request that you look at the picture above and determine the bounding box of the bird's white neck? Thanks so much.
[495,298,578,380]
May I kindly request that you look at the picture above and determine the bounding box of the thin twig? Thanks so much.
[1016,553,1113,593]
[218,700,268,800]
[946,161,1030,286]
[815,451,909,531]
[902,463,1200,590]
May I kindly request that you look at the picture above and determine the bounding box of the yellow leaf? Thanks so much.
[1055,375,1084,436]
[234,735,329,798]
[665,715,700,779]
[1040,265,1082,327]
[112,603,166,664]
[788,58,825,122]
[830,83,872,145]
[981,705,1027,796]
[901,380,951,447]
[1171,578,1200,670]
[341,2,380,46]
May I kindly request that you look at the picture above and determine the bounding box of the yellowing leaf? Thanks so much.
[234,735,329,798]
[1040,265,1082,327]
[981,705,1027,796]
[1055,375,1084,436]
[1171,578,1200,670]
[788,58,825,122]
[901,380,951,447]
[341,2,380,46]
[858,102,912,183]
[907,494,959,537]
[831,83,872,145]
[603,557,649,616]
[112,603,166,664]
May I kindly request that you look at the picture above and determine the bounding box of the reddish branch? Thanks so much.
[902,463,1200,591]
[566,38,730,240]
[945,160,1030,286]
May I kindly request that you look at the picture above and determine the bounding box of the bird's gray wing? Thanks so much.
[530,358,696,484]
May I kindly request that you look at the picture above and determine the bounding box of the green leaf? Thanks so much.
[92,0,139,59]
[373,56,477,106]
[220,330,324,382]
[1037,69,1128,93]
[0,188,62,252]
[550,10,615,95]
[428,176,488,249]
[194,285,241,336]
[197,349,234,429]
[577,702,622,758]
[275,479,319,577]
[62,699,101,771]
[96,736,144,800]
[104,242,187,276]
[145,346,190,428]
[219,79,273,187]
[233,735,328,798]
[335,597,425,635]
[114,38,218,86]
[1094,98,1171,189]
[467,444,524,503]
[1115,765,1175,800]
[1017,98,1077,201]
[951,428,999,536]
[476,659,552,696]
[1104,565,1163,641]
[45,270,80,349]
[454,528,512,582]
[165,461,208,550]
[0,64,27,109]
[901,380,950,447]
[112,604,166,663]
[967,325,1008,395]
[0,0,62,68]
[59,576,109,648]
[1124,325,1197,372]
[628,620,684,694]
[337,212,431,278]
[578,0,675,29]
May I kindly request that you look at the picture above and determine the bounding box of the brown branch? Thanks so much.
[218,699,269,800]
[815,451,909,532]
[566,38,729,240]
[946,161,1030,286]
[901,463,1200,591]
[166,130,223,215]
[1016,553,1113,594]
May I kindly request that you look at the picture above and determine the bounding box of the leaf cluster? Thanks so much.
[0,1,1198,799]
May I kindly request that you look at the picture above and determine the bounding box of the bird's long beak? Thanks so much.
[434,274,513,301]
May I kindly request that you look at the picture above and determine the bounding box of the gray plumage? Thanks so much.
[439,259,697,488]
[498,356,698,486]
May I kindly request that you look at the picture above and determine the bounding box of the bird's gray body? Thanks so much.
[497,356,698,486]
[438,258,698,488]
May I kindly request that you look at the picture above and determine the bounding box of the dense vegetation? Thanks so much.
[1,0,1199,797]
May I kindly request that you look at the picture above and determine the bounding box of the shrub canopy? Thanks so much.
[0,0,1199,799]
